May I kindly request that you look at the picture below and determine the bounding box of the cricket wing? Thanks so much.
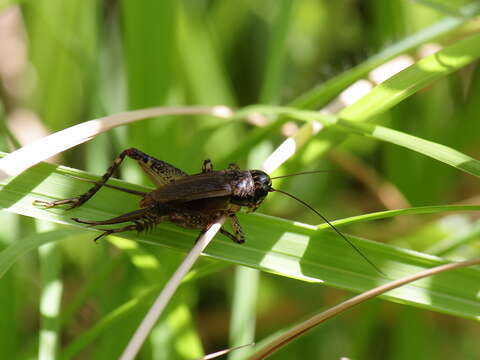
[148,173,233,203]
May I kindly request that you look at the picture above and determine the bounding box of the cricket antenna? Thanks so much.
[270,170,330,180]
[272,188,385,277]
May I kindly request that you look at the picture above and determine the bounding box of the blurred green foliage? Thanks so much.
[0,0,480,359]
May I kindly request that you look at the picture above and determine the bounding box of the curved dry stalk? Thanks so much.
[119,216,227,360]
[248,257,480,360]
[0,105,233,181]
[196,342,255,360]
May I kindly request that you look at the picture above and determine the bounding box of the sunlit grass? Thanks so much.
[1,1,480,359]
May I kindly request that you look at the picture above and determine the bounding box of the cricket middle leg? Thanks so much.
[219,215,245,244]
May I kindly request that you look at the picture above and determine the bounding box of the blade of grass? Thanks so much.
[338,32,480,122]
[336,119,480,177]
[228,266,259,360]
[219,5,480,166]
[230,2,295,356]
[233,105,480,178]
[60,250,227,359]
[38,237,63,360]
[248,257,480,359]
[0,229,81,278]
[0,105,232,180]
[119,217,225,360]
[317,204,480,229]
[1,159,480,321]
[59,253,126,328]
[290,1,480,109]
[120,0,175,108]
[268,26,480,177]
[259,0,294,104]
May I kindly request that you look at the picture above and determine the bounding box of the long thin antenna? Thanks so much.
[273,188,385,276]
[271,170,330,180]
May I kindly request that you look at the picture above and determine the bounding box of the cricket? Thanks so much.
[34,147,382,274]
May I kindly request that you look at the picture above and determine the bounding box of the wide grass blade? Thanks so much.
[1,158,479,321]
[290,2,480,109]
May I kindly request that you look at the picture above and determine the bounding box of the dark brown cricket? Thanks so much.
[34,147,383,274]
[35,148,272,244]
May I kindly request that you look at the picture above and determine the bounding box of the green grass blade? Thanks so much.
[290,2,480,109]
[337,119,480,177]
[2,159,480,321]
[269,28,480,173]
[339,32,480,121]
[59,242,218,359]
[120,0,175,108]
[234,105,480,178]
[59,254,125,328]
[38,240,63,360]
[0,229,79,278]
[259,0,294,104]
[228,266,259,360]
[219,4,480,169]
[318,205,480,229]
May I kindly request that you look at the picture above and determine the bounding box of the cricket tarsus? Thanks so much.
[92,224,139,242]
[273,189,385,276]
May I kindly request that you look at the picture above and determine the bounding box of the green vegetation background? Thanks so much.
[0,0,479,359]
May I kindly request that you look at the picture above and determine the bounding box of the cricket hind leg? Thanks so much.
[92,224,140,242]
[34,148,186,210]
[72,205,164,242]
[72,206,158,226]
[34,148,138,209]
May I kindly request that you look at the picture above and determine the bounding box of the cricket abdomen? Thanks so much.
[166,211,215,230]
[163,198,239,230]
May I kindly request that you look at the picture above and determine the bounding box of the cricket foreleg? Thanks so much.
[197,223,244,244]
[202,159,213,173]
[229,215,245,243]
[220,228,240,243]
[228,163,240,170]
[194,229,207,243]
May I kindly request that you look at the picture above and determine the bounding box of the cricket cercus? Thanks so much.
[35,147,382,274]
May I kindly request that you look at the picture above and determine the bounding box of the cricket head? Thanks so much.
[250,169,273,203]
[230,170,272,212]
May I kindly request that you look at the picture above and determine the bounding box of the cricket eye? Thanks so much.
[250,170,272,200]
[251,170,271,191]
